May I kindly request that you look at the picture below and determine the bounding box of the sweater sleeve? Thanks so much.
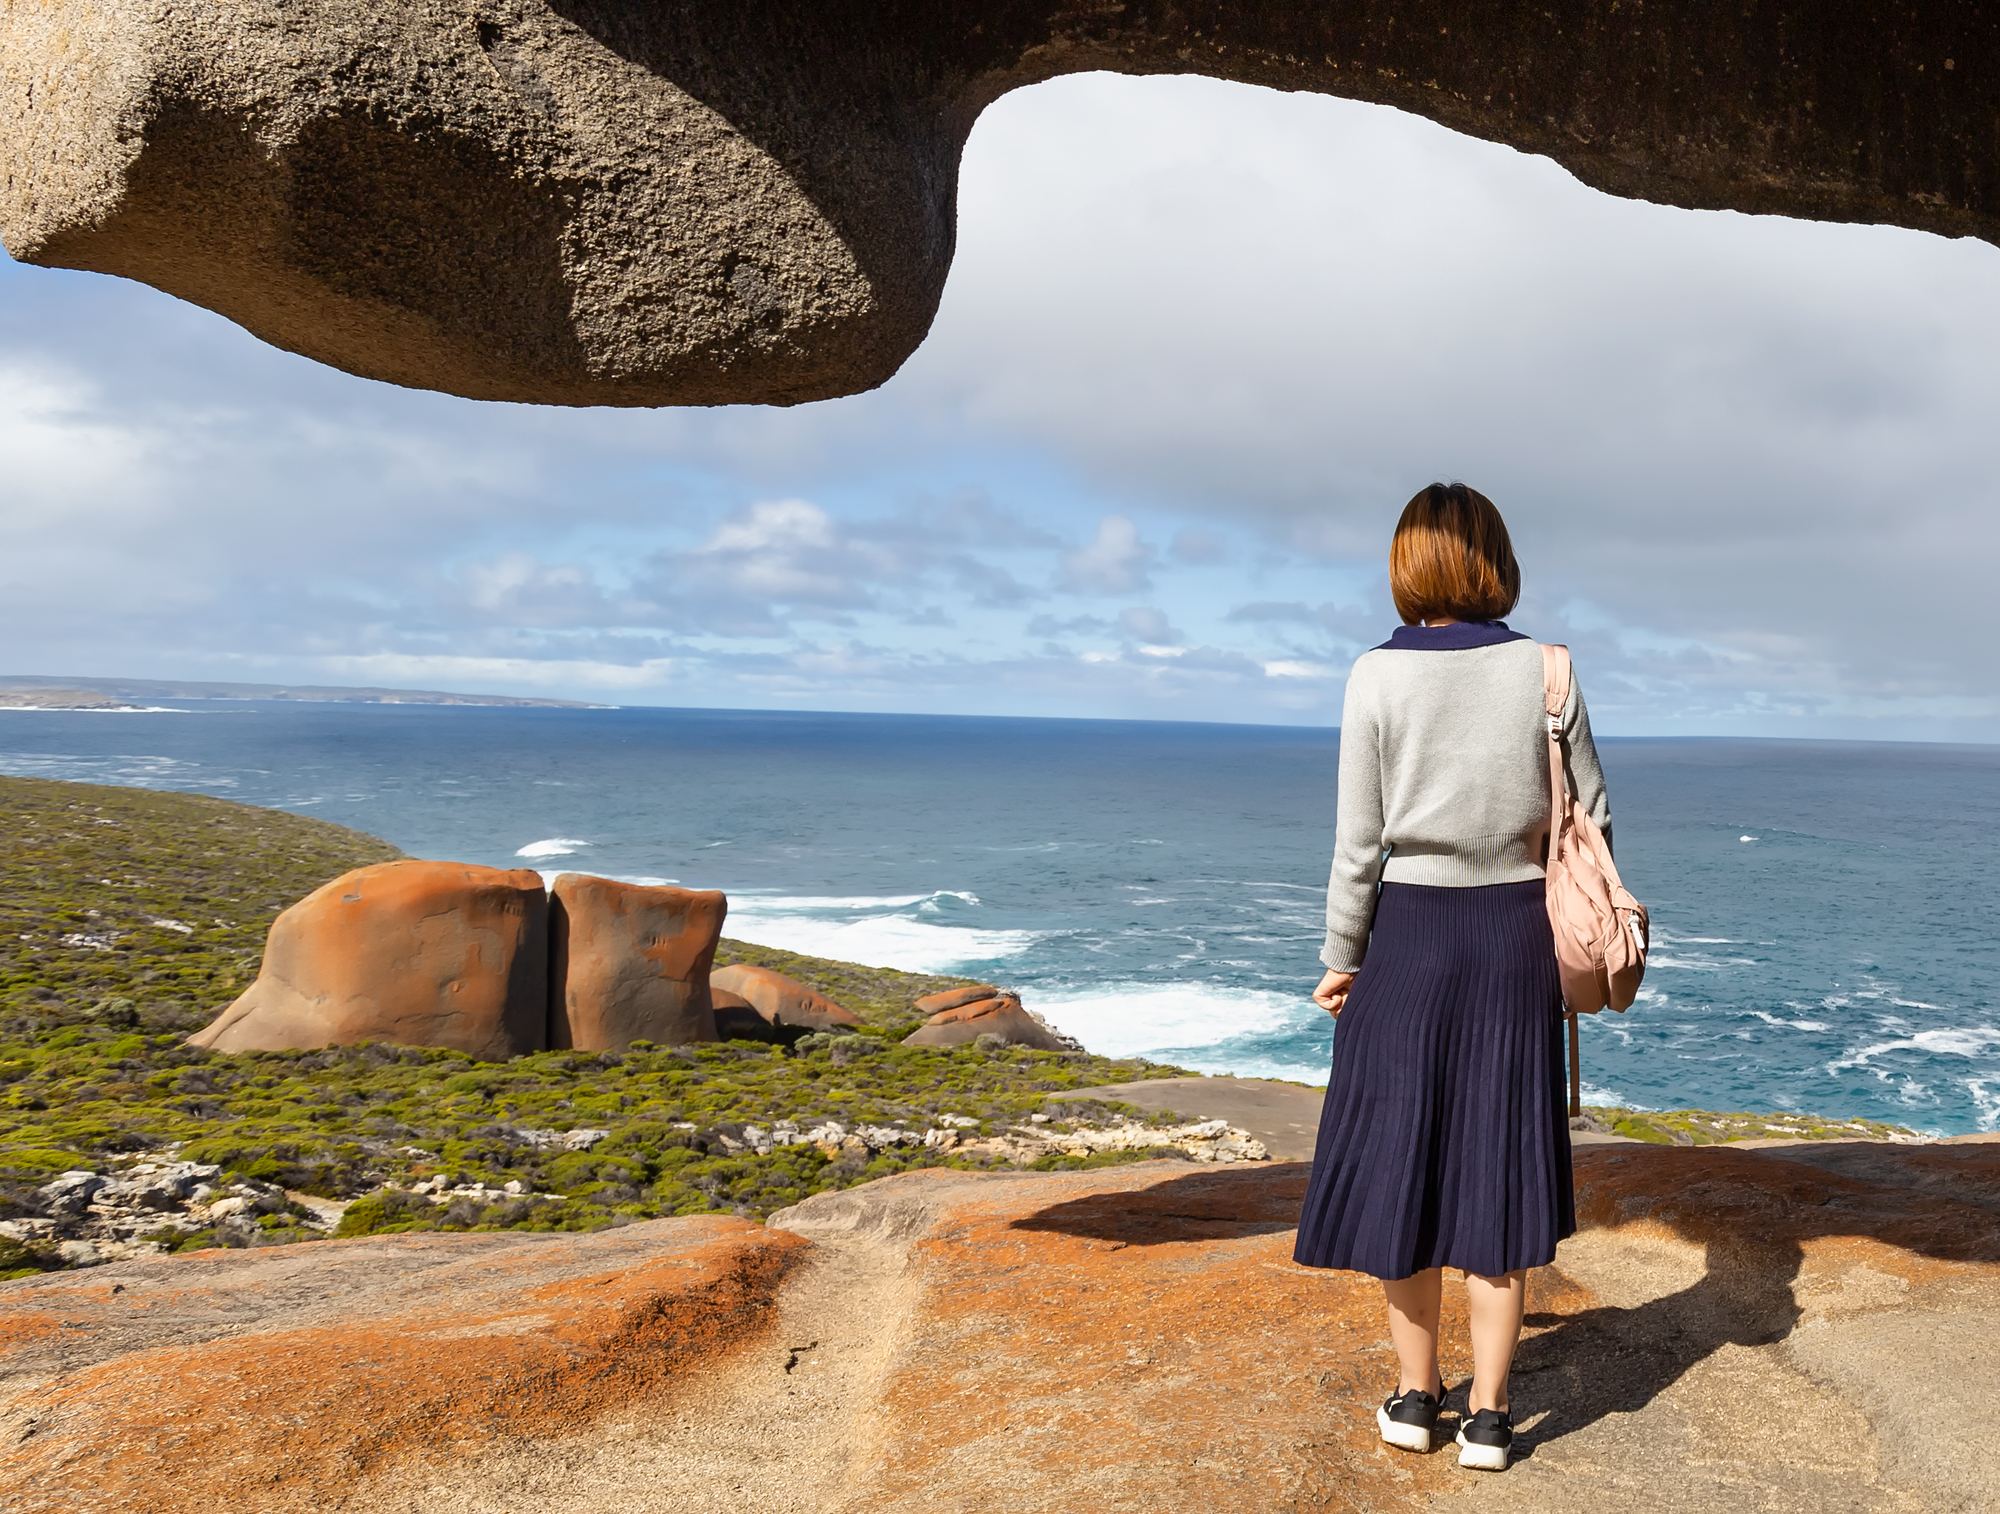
[1323,662,1386,973]
[1563,668,1613,855]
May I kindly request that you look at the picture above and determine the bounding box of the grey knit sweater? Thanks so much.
[1322,627,1611,973]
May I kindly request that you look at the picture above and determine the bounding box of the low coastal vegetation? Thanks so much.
[0,776,1191,1274]
[1575,1105,1920,1146]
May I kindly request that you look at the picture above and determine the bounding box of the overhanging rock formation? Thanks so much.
[3,1,1994,408]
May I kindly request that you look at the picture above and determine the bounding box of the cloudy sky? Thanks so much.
[5,74,1999,739]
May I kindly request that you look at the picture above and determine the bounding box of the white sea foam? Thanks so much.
[1018,981,1330,1083]
[725,892,1035,974]
[1965,1079,2000,1132]
[731,891,946,912]
[1753,1009,1831,1032]
[1825,1026,2000,1074]
[516,837,591,858]
[1578,1079,1647,1110]
[534,871,678,889]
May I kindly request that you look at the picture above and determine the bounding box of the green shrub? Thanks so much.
[0,1234,60,1281]
[334,1188,439,1237]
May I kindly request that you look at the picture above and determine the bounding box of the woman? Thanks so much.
[1294,483,1611,1472]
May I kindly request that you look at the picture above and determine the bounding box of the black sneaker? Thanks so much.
[1375,1383,1444,1453]
[1456,1406,1514,1470]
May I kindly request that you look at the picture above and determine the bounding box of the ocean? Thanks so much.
[2,703,1995,1135]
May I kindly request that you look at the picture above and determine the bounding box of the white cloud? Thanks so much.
[681,499,871,605]
[1117,606,1181,645]
[1263,660,1340,679]
[1060,515,1157,596]
[318,654,677,691]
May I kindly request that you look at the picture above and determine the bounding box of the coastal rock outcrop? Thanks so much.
[709,963,861,1034]
[709,986,771,1039]
[901,991,1066,1051]
[912,984,998,1015]
[5,2,1994,408]
[187,860,548,1058]
[548,874,726,1050]
[7,1141,1994,1512]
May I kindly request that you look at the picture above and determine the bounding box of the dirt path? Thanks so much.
[345,1220,914,1513]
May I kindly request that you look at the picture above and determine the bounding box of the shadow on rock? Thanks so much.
[1008,1162,1310,1246]
[1505,1238,1805,1458]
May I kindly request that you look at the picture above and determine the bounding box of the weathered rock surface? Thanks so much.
[5,1,1996,408]
[5,1161,336,1267]
[709,985,772,1039]
[1069,1073,1333,1160]
[0,1217,805,1513]
[4,1142,1995,1512]
[548,873,726,1050]
[912,984,999,1015]
[187,860,548,1058]
[709,963,861,1033]
[902,991,1066,1051]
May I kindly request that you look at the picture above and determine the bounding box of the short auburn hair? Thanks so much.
[1389,483,1521,624]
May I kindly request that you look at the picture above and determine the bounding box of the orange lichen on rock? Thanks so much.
[900,992,1065,1051]
[912,984,998,1015]
[549,873,727,1049]
[0,1217,807,1514]
[776,1162,1466,1512]
[708,962,860,1033]
[187,859,549,1058]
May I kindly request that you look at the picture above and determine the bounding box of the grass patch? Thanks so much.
[1577,1106,1921,1146]
[0,775,402,1036]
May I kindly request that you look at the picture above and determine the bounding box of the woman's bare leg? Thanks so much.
[1380,1268,1445,1397]
[1464,1269,1527,1412]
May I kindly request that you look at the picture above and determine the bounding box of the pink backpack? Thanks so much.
[1541,645,1649,1112]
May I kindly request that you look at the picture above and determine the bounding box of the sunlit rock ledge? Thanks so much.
[3,1143,1996,1512]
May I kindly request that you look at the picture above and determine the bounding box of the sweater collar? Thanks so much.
[1376,620,1528,651]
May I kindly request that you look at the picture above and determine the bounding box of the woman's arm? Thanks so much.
[1564,669,1612,853]
[1322,662,1385,973]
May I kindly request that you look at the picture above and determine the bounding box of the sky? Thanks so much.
[4,73,2000,739]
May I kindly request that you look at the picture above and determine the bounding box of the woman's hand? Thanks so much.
[1313,970,1356,1018]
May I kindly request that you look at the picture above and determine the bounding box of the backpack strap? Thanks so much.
[1539,644,1572,811]
[1541,644,1584,1115]
[1540,642,1571,726]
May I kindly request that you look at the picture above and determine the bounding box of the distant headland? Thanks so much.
[0,675,614,710]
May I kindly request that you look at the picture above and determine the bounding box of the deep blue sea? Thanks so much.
[2,703,1995,1135]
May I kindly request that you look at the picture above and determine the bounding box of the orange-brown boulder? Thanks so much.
[901,993,1065,1051]
[708,963,860,1033]
[187,860,548,1059]
[710,986,772,1040]
[549,875,726,1050]
[912,984,998,1015]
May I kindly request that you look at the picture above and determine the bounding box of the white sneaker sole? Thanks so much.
[1376,1406,1432,1453]
[1455,1428,1510,1470]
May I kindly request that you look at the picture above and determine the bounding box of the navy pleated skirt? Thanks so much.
[1294,880,1574,1280]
